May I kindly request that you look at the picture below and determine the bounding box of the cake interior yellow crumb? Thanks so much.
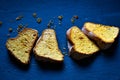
[6,29,37,63]
[70,26,99,54]
[84,22,119,42]
[34,29,63,61]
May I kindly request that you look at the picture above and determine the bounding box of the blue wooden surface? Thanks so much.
[0,0,120,80]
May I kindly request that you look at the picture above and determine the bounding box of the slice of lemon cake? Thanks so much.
[6,28,38,64]
[33,29,64,62]
[82,22,119,50]
[66,26,99,60]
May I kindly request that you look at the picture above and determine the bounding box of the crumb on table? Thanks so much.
[58,15,63,21]
[17,24,24,32]
[73,15,79,19]
[47,19,54,28]
[36,18,42,24]
[16,15,23,21]
[71,18,75,24]
[9,28,13,32]
[32,13,37,18]
[18,24,23,29]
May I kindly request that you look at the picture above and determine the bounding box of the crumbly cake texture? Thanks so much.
[82,22,119,49]
[67,26,99,60]
[6,28,38,64]
[33,29,64,62]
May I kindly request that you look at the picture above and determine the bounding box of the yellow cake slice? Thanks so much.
[33,29,64,62]
[82,22,119,49]
[6,28,38,64]
[66,26,99,60]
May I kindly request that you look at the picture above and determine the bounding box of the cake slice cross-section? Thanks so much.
[67,26,99,60]
[82,22,119,50]
[6,28,38,64]
[33,29,64,62]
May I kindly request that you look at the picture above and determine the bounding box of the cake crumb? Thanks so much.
[71,15,79,24]
[32,13,37,18]
[58,15,63,21]
[16,15,23,21]
[36,18,42,24]
[9,28,13,33]
[47,19,54,28]
[17,24,23,32]
[58,15,63,25]
[73,15,79,19]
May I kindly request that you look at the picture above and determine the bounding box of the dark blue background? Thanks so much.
[0,0,120,80]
